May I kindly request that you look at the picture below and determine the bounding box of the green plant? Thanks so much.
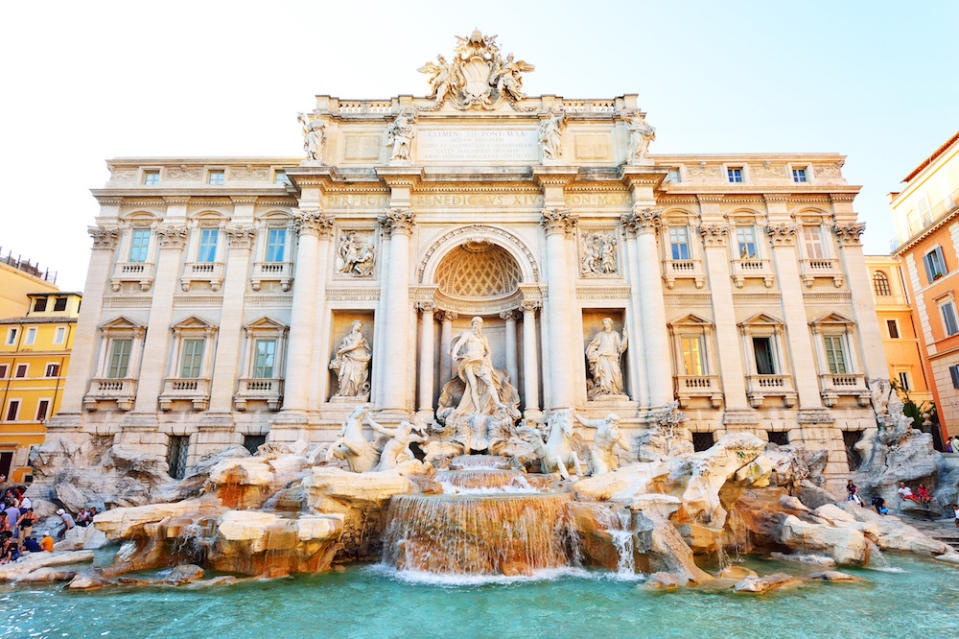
[891,379,938,431]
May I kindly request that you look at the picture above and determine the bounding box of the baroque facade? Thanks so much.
[47,32,885,486]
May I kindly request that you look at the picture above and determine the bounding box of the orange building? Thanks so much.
[890,131,959,442]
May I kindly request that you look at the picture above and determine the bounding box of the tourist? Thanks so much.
[4,500,20,539]
[846,481,863,507]
[89,506,98,521]
[0,533,19,564]
[871,495,888,515]
[17,508,36,539]
[39,534,54,552]
[22,536,41,553]
[917,484,932,504]
[55,508,75,541]
[897,482,918,503]
[954,504,959,529]
[19,492,31,511]
[76,508,91,527]
[946,440,955,453]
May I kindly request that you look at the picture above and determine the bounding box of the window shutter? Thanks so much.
[950,365,959,389]
[924,252,935,282]
[937,246,948,275]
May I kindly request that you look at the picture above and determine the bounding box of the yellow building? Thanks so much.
[0,252,59,318]
[0,292,81,482]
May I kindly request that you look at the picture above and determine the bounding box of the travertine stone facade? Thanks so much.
[47,33,885,487]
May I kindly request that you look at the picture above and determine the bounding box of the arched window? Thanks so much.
[872,271,891,296]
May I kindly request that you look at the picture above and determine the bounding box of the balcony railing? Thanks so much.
[180,262,225,292]
[110,262,155,292]
[158,377,211,411]
[83,378,138,411]
[662,259,705,289]
[673,375,722,408]
[251,261,294,292]
[731,258,775,288]
[819,372,870,407]
[800,258,844,288]
[746,374,797,408]
[234,378,284,411]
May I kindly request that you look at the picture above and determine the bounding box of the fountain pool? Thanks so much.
[2,556,957,639]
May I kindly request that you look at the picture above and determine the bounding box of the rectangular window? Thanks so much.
[253,339,277,378]
[208,170,225,185]
[951,365,959,389]
[5,400,20,421]
[669,226,690,260]
[823,335,849,374]
[266,229,286,263]
[0,365,6,377]
[167,435,190,480]
[886,319,900,339]
[941,301,959,336]
[5,328,17,345]
[197,229,218,263]
[54,327,66,345]
[752,337,777,375]
[35,399,50,421]
[33,297,47,312]
[180,338,205,378]
[274,171,290,185]
[727,167,744,183]
[923,246,947,283]
[143,170,160,185]
[667,168,681,183]
[15,364,28,378]
[53,297,67,311]
[129,229,151,263]
[45,363,60,377]
[25,328,37,345]
[803,226,825,259]
[736,227,757,259]
[108,339,132,378]
[792,168,808,183]
[898,371,911,391]
[681,336,706,376]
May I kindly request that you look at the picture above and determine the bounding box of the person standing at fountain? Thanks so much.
[330,321,372,399]
[585,318,628,399]
[450,317,504,414]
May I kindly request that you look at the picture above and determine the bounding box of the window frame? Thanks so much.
[35,398,51,421]
[680,334,707,376]
[897,371,911,391]
[0,365,6,378]
[197,228,219,263]
[792,167,808,183]
[822,334,850,375]
[923,246,948,283]
[939,299,959,336]
[24,327,37,345]
[207,169,226,185]
[265,228,287,263]
[128,228,152,263]
[886,319,900,339]
[668,226,691,261]
[802,225,826,259]
[54,327,66,345]
[142,169,160,185]
[4,399,21,421]
[727,166,744,183]
[44,363,60,378]
[179,338,206,379]
[15,364,28,378]
[735,225,758,259]
[33,297,47,312]
[5,328,17,345]
[872,270,892,296]
[253,338,277,378]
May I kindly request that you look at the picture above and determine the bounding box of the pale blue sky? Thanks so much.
[1,0,956,290]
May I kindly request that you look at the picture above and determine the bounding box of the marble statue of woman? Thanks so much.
[298,113,326,162]
[575,412,631,475]
[626,113,655,163]
[450,316,504,415]
[385,110,416,161]
[329,321,371,400]
[538,111,565,161]
[585,318,628,399]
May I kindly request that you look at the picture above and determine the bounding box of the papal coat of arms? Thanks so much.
[418,29,534,110]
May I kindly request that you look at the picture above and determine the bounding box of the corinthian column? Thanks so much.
[280,209,334,414]
[377,208,415,414]
[439,310,457,383]
[500,310,519,390]
[417,302,436,415]
[521,300,541,415]
[541,208,578,410]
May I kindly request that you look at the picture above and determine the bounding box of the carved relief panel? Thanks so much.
[578,229,619,277]
[335,229,377,278]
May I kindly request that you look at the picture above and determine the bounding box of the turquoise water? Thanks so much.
[2,556,958,639]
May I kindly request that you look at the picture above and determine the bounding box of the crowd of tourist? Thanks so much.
[0,485,53,564]
[844,479,959,528]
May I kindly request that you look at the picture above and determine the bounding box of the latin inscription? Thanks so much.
[417,127,538,162]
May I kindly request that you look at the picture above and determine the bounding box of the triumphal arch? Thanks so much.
[47,30,886,487]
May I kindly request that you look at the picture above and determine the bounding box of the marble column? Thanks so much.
[417,302,436,414]
[501,310,519,390]
[834,222,887,379]
[280,209,333,413]
[521,301,540,414]
[620,224,649,406]
[541,209,578,410]
[439,310,456,383]
[377,208,415,413]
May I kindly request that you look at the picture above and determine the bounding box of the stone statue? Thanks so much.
[579,232,617,276]
[297,113,326,162]
[450,317,504,414]
[337,231,375,277]
[418,55,460,106]
[585,318,628,399]
[385,110,416,161]
[626,113,655,163]
[537,111,565,161]
[490,53,534,101]
[367,415,426,471]
[329,321,371,400]
[327,405,378,473]
[517,409,583,479]
[575,413,630,475]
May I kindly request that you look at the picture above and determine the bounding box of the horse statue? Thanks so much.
[517,409,583,479]
[326,404,379,473]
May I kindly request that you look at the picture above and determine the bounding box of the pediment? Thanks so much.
[738,312,782,327]
[809,312,854,327]
[668,313,712,328]
[98,315,145,330]
[172,315,216,330]
[243,316,287,331]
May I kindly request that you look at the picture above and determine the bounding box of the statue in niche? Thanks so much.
[585,318,628,399]
[297,113,326,162]
[336,231,375,277]
[575,413,631,475]
[625,113,656,163]
[451,317,504,414]
[579,232,617,275]
[366,415,427,471]
[537,111,565,161]
[385,110,416,161]
[329,321,371,400]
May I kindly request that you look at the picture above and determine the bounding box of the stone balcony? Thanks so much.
[158,378,211,411]
[731,259,775,288]
[673,375,722,408]
[800,258,845,288]
[83,378,138,411]
[110,261,155,291]
[180,262,225,292]
[746,374,797,408]
[251,261,294,292]
[819,373,870,407]
[234,378,284,411]
[662,259,705,289]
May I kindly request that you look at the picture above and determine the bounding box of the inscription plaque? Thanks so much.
[418,127,538,162]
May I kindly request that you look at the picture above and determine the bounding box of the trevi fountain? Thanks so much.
[4,30,959,639]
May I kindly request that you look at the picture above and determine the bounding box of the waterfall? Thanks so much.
[435,469,545,494]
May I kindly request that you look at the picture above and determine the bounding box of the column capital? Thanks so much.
[766,223,797,246]
[698,223,729,247]
[155,223,189,249]
[499,309,519,321]
[521,300,542,313]
[379,208,415,236]
[415,301,435,313]
[621,206,661,236]
[88,225,119,249]
[293,208,335,238]
[225,224,257,249]
[540,208,578,236]
[832,222,865,247]
[439,310,458,321]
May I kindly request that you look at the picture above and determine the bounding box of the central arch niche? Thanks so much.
[434,241,521,301]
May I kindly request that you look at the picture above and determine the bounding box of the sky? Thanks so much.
[1,0,956,291]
